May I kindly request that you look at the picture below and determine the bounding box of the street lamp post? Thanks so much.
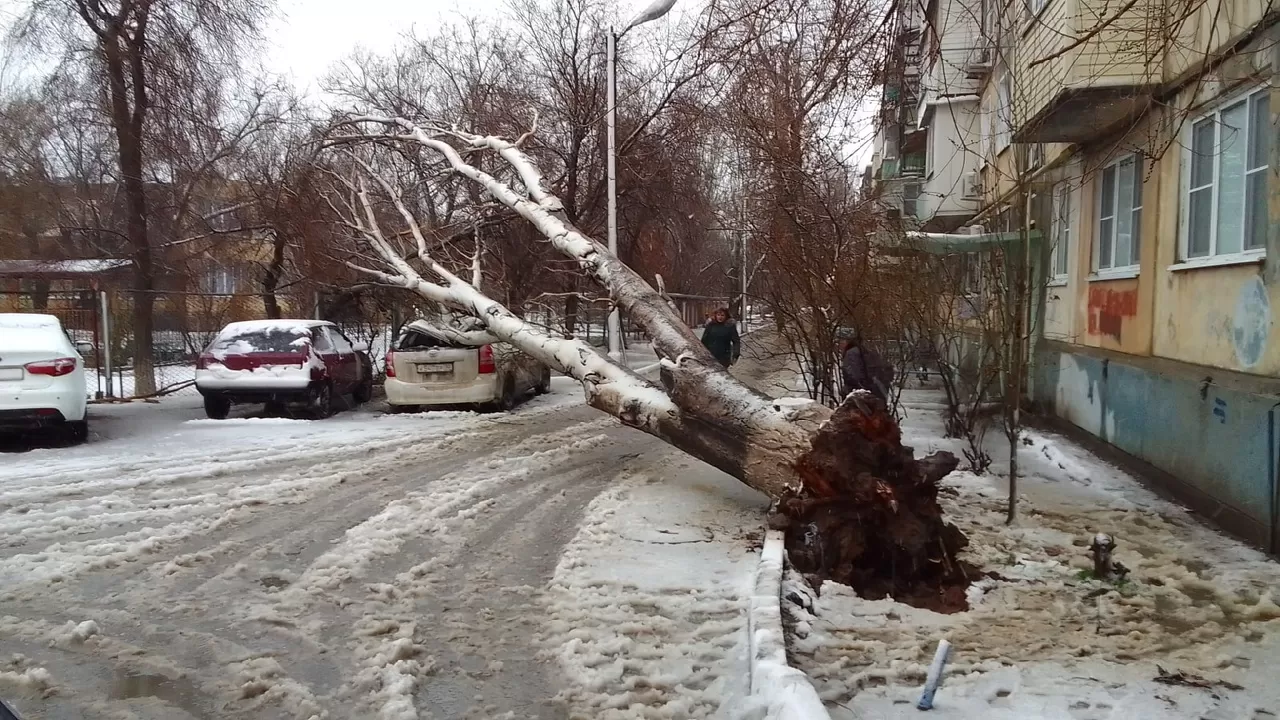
[606,0,677,360]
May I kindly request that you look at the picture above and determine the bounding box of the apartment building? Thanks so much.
[897,0,1280,549]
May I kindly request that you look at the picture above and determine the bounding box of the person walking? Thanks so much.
[838,330,893,401]
[701,308,741,368]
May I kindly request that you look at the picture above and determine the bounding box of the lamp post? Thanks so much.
[606,0,677,360]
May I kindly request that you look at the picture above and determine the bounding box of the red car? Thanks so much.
[195,320,374,419]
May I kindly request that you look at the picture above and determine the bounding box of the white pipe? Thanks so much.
[99,290,113,398]
[916,638,952,710]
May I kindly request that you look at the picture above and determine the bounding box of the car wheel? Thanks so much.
[204,395,231,420]
[311,383,335,419]
[485,377,517,413]
[64,419,89,445]
[535,367,552,395]
[353,372,374,404]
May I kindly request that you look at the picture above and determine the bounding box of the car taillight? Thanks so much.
[385,350,396,378]
[26,357,77,377]
[478,345,496,374]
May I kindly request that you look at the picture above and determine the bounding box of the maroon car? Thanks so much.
[194,320,374,419]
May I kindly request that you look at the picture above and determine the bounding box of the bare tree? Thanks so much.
[9,0,273,392]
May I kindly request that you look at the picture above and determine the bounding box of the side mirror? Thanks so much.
[75,341,95,355]
[352,342,369,353]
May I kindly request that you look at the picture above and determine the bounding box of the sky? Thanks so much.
[0,0,875,169]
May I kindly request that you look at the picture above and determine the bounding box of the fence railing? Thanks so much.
[3,286,713,400]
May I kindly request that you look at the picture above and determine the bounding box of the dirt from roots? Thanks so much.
[780,392,974,614]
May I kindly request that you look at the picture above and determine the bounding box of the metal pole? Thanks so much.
[606,27,624,359]
[740,229,749,333]
[100,290,114,398]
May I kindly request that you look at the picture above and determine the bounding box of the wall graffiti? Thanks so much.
[1231,275,1271,369]
[1087,287,1138,340]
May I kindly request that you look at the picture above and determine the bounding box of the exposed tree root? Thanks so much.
[780,392,974,613]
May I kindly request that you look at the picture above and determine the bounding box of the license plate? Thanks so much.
[0,367,22,381]
[416,363,452,373]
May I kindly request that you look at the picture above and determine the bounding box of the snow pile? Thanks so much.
[0,656,53,699]
[786,390,1280,718]
[540,450,770,718]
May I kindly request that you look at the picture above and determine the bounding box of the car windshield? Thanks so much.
[208,329,309,356]
[398,329,467,350]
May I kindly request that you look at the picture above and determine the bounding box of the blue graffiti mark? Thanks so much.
[1213,397,1228,424]
[1232,276,1271,369]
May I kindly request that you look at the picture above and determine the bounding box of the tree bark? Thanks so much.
[98,5,156,395]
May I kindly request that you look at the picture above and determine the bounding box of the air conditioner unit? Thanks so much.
[962,171,982,199]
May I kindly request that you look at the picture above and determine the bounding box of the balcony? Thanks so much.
[1012,0,1161,144]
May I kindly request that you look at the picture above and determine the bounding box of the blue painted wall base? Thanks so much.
[1034,344,1279,552]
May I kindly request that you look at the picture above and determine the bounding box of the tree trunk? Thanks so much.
[261,231,286,319]
[102,18,156,395]
[332,120,972,608]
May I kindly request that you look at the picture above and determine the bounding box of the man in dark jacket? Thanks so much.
[839,331,893,401]
[702,308,741,367]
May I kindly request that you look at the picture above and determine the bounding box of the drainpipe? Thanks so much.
[1270,401,1280,555]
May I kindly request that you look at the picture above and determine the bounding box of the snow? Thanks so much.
[0,313,61,329]
[217,319,320,335]
[539,448,770,718]
[786,388,1280,719]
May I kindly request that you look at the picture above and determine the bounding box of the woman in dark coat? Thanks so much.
[701,308,741,367]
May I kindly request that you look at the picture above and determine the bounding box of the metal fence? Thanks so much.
[3,285,701,400]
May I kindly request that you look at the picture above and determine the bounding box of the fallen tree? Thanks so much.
[323,116,971,609]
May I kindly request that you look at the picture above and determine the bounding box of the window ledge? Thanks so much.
[1169,252,1265,272]
[1047,276,1069,287]
[1089,267,1140,281]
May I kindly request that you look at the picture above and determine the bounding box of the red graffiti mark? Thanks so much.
[1087,287,1138,340]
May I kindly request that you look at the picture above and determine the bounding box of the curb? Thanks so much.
[747,529,831,719]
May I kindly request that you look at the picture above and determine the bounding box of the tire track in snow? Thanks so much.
[0,400,632,720]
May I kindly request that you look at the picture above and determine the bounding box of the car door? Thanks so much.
[309,327,341,387]
[321,327,358,391]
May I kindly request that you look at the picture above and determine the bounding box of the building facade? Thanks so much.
[879,0,1280,550]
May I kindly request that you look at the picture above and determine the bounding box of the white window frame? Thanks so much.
[1049,181,1072,284]
[996,69,1012,152]
[1176,86,1270,270]
[1092,152,1144,277]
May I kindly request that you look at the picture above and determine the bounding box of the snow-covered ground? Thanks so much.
[539,447,769,718]
[787,389,1280,719]
[0,341,783,719]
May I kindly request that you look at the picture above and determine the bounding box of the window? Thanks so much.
[310,328,334,352]
[1050,181,1072,280]
[201,265,239,295]
[1028,143,1045,170]
[1183,88,1270,260]
[903,182,921,218]
[1094,153,1143,271]
[1027,0,1047,19]
[996,69,1013,151]
[326,327,354,354]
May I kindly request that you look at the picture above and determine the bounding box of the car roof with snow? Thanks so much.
[0,313,74,353]
[0,313,63,330]
[218,319,333,336]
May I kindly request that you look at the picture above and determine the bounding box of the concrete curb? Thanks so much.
[747,529,831,720]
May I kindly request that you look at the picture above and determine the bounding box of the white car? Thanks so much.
[0,313,89,442]
[384,320,551,412]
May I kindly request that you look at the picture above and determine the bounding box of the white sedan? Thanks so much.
[0,313,89,443]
